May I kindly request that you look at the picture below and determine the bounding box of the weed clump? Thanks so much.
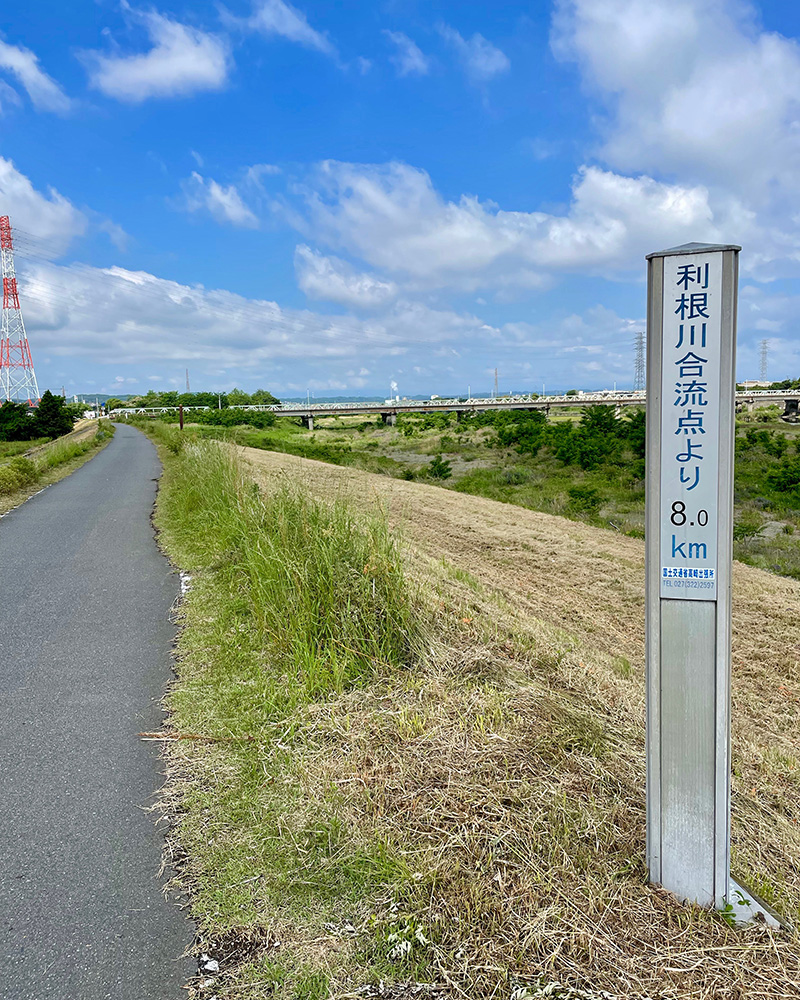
[160,439,422,699]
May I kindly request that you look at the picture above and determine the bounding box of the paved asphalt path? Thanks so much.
[0,424,194,999]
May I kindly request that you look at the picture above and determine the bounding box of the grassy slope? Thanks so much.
[162,406,800,581]
[148,425,798,1000]
[0,420,115,515]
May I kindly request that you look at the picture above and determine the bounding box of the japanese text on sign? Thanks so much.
[660,254,721,600]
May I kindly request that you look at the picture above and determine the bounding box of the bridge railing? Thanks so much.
[107,389,798,419]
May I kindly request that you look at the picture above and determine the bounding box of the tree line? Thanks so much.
[105,388,280,410]
[0,391,79,442]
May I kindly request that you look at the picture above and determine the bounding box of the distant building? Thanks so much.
[740,379,771,389]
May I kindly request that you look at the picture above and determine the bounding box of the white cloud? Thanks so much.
[0,157,86,255]
[549,0,800,277]
[298,159,719,291]
[524,137,561,161]
[0,39,71,113]
[182,172,259,228]
[96,217,130,251]
[738,285,800,378]
[244,163,282,188]
[245,0,335,56]
[294,244,398,307]
[438,24,510,82]
[19,246,668,392]
[383,30,430,76]
[18,259,490,380]
[552,0,800,203]
[0,78,22,114]
[83,10,230,102]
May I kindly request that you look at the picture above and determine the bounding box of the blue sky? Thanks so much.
[1,0,800,397]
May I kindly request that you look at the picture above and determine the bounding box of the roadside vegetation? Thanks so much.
[0,419,114,513]
[139,396,800,580]
[0,389,82,442]
[144,424,799,1000]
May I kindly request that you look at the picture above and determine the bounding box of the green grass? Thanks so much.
[151,434,426,994]
[0,437,48,459]
[142,424,800,999]
[157,436,420,695]
[0,421,114,502]
[150,406,800,582]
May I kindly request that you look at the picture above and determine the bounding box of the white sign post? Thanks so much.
[645,242,740,910]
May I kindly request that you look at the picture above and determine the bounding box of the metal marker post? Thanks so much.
[645,242,739,909]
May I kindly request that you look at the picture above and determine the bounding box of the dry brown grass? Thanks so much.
[238,447,800,999]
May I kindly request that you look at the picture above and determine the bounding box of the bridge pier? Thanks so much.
[782,399,799,422]
[302,415,314,431]
[381,412,397,427]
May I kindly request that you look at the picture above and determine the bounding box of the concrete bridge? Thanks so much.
[110,389,800,429]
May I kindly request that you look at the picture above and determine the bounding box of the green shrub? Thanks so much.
[9,456,36,486]
[502,467,530,485]
[733,511,766,540]
[567,485,603,514]
[0,465,23,494]
[427,455,452,480]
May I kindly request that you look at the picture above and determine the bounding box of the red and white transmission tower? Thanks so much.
[1,216,40,404]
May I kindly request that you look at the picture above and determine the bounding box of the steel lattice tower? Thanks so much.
[759,338,769,382]
[633,331,646,391]
[1,216,40,404]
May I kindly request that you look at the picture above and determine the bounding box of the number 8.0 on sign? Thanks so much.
[670,502,709,527]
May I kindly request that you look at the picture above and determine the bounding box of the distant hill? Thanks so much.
[48,392,135,405]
